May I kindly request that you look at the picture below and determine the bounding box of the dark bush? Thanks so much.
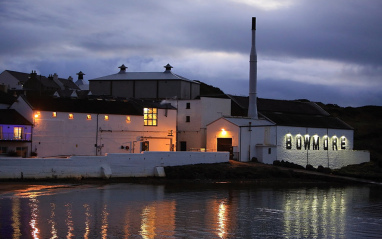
[306,164,316,171]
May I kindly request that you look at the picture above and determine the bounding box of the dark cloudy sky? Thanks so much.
[1,0,381,107]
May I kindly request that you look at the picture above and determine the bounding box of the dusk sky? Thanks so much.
[1,0,381,107]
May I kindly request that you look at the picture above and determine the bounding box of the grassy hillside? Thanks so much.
[317,103,382,165]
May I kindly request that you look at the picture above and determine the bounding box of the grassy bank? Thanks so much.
[164,160,382,184]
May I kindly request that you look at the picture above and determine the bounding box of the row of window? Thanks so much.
[34,108,158,126]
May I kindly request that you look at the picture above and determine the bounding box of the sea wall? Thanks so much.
[0,151,229,179]
[279,149,370,169]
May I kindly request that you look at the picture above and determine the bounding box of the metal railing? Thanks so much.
[0,133,32,141]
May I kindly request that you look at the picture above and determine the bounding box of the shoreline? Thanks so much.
[1,161,381,193]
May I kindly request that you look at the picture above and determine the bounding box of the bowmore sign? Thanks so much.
[285,134,346,151]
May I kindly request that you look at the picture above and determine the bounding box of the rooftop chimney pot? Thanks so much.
[118,64,127,73]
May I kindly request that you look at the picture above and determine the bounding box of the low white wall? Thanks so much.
[0,151,229,179]
[279,149,370,169]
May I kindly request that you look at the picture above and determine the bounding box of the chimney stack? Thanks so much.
[248,17,258,119]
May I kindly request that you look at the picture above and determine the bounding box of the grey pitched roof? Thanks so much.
[227,95,352,130]
[5,70,79,90]
[58,78,80,90]
[27,97,143,115]
[26,97,176,116]
[89,71,197,83]
[0,109,32,125]
[5,70,30,84]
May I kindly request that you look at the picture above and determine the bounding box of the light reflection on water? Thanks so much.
[0,183,382,238]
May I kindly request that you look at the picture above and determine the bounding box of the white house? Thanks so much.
[0,92,33,157]
[166,97,231,151]
[206,98,370,169]
[28,97,177,157]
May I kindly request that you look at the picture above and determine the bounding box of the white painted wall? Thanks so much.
[32,108,177,157]
[207,118,370,168]
[168,97,231,151]
[0,151,229,179]
[275,126,368,168]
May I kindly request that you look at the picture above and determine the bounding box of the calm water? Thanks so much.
[1,182,382,238]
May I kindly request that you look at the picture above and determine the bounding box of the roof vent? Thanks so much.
[76,71,85,80]
[118,64,127,73]
[164,64,173,72]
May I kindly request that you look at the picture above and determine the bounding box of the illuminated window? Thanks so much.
[52,112,57,117]
[104,115,109,121]
[87,115,92,120]
[341,136,346,149]
[68,114,74,119]
[286,134,292,149]
[14,127,23,140]
[296,134,302,150]
[144,108,157,126]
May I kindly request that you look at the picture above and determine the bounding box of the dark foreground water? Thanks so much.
[1,182,382,238]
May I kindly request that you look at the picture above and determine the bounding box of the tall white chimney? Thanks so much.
[248,17,258,119]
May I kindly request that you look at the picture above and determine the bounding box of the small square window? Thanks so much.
[87,115,92,120]
[52,112,57,117]
[104,115,109,121]
[69,113,74,119]
[186,116,190,122]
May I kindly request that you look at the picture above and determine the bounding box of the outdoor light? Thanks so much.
[324,136,329,150]
[296,134,302,150]
[341,136,346,149]
[286,133,292,149]
[221,128,227,136]
[332,136,338,150]
[313,135,319,150]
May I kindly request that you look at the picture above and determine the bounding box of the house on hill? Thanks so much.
[0,91,33,157]
[0,70,80,96]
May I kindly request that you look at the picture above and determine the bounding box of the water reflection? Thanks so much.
[0,183,381,238]
[11,197,21,239]
[283,188,347,238]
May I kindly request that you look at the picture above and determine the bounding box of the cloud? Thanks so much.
[0,0,381,107]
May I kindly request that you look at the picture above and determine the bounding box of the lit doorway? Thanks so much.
[217,138,233,160]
